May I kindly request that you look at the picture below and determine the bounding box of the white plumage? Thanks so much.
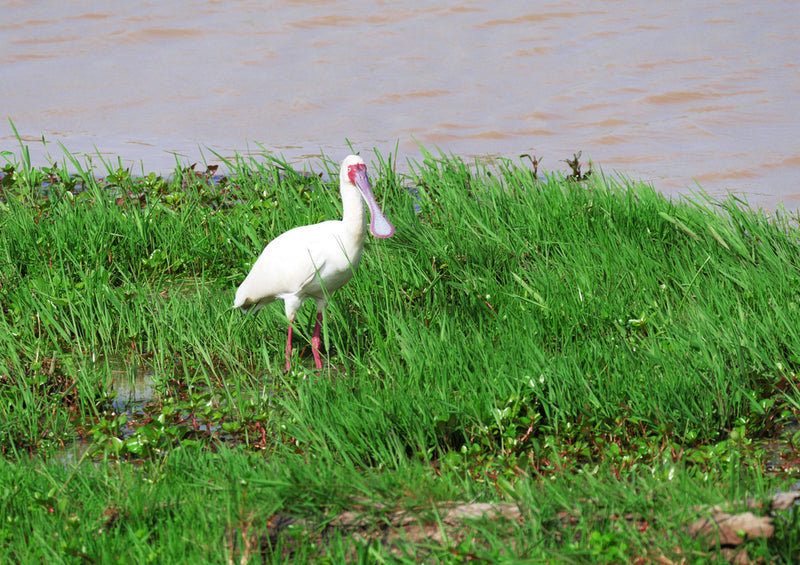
[234,155,394,371]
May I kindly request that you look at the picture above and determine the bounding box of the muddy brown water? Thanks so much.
[2,1,799,210]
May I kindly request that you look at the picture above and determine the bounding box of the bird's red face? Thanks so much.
[347,162,367,184]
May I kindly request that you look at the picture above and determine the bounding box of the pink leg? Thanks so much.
[285,322,293,372]
[311,311,323,370]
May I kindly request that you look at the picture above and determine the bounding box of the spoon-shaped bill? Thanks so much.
[352,169,395,238]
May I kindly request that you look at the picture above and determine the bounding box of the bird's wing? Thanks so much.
[235,222,335,308]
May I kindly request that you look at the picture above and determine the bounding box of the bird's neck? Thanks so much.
[341,184,367,246]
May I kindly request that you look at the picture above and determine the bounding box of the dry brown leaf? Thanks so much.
[770,491,800,511]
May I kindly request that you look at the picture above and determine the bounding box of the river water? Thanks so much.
[2,1,799,210]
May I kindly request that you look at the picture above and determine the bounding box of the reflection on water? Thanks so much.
[1,1,798,210]
[55,440,92,468]
[54,355,156,467]
[762,420,800,477]
[107,355,155,414]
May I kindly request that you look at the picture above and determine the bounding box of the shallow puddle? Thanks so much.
[55,439,93,467]
[761,420,800,477]
[52,355,158,466]
[106,354,156,414]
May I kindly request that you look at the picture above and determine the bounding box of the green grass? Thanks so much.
[2,141,800,562]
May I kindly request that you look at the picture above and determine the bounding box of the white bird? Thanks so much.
[234,155,395,371]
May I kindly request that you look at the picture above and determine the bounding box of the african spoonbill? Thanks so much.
[233,155,395,371]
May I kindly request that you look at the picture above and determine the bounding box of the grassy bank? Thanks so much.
[1,145,800,562]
